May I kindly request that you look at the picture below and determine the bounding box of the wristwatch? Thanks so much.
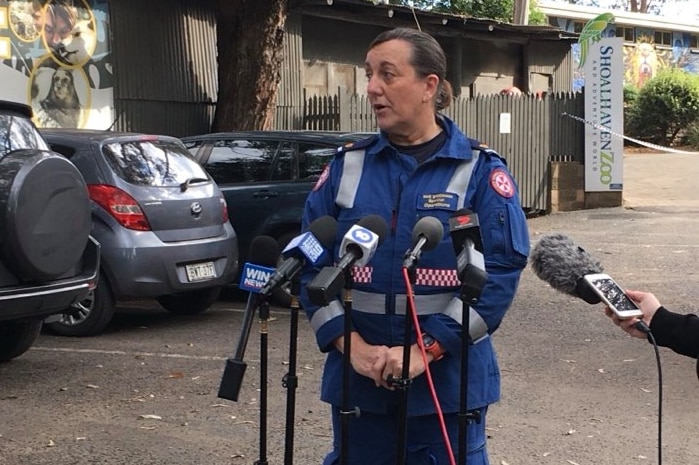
[421,332,445,361]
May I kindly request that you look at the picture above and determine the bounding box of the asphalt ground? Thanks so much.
[0,150,697,465]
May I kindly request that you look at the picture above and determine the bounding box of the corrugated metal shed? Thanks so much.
[109,0,218,137]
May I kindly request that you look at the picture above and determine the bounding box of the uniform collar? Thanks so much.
[366,114,473,162]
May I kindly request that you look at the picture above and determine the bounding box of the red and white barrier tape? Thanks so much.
[562,112,699,155]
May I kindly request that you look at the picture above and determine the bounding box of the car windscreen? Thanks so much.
[0,114,49,158]
[101,139,210,187]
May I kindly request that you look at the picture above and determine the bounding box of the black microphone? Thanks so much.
[403,216,444,269]
[529,233,603,304]
[448,209,488,304]
[260,215,338,297]
[307,214,388,306]
[218,235,280,402]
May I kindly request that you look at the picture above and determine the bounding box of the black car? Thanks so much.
[0,100,100,361]
[40,129,239,337]
[181,130,372,306]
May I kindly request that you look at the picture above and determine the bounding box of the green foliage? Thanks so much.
[623,85,639,141]
[528,2,547,25]
[626,69,699,146]
[685,122,699,149]
[465,0,515,21]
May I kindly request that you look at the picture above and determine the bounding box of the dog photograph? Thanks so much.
[30,61,89,128]
[42,0,96,67]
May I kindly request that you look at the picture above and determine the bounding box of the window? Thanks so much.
[297,143,336,181]
[270,142,294,181]
[616,26,634,42]
[0,114,48,157]
[654,30,672,46]
[691,35,698,49]
[205,139,279,184]
[573,21,584,33]
[102,140,209,187]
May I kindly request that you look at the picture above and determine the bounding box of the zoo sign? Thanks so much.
[580,14,625,192]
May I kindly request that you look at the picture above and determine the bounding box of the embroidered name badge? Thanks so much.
[490,168,515,198]
[418,193,457,210]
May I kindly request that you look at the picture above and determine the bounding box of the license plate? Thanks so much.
[185,262,216,282]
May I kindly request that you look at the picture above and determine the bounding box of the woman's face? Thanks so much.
[364,39,438,141]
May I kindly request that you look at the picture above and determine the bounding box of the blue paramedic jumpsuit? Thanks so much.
[299,115,530,465]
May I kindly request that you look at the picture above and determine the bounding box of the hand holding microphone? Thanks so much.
[606,290,660,338]
[530,233,646,325]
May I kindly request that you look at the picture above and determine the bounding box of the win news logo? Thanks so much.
[239,263,276,293]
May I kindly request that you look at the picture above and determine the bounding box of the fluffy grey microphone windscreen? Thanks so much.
[530,233,603,297]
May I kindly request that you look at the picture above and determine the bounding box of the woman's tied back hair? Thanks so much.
[368,27,453,111]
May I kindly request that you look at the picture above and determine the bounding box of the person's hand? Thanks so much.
[604,289,661,339]
[334,333,389,387]
[379,344,431,390]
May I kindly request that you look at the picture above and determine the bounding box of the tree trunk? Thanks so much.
[214,0,288,131]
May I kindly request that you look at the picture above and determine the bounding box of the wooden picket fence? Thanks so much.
[291,89,585,213]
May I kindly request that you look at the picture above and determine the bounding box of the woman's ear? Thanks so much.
[424,74,439,102]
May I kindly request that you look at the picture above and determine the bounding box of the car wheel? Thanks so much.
[0,320,43,362]
[45,272,115,337]
[271,230,300,308]
[157,286,222,315]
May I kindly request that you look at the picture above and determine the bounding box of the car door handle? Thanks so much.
[253,190,279,199]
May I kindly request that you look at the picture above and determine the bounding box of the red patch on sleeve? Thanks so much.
[489,168,515,198]
[313,164,330,191]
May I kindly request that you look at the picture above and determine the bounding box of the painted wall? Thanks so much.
[0,0,113,129]
[551,16,699,91]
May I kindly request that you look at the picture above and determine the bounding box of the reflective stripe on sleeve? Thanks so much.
[310,299,345,333]
[350,291,489,343]
[442,296,489,343]
[446,158,477,210]
[335,150,366,208]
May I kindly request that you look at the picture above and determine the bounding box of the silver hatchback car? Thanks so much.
[41,129,239,336]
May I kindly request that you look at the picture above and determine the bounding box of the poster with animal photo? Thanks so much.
[0,0,112,129]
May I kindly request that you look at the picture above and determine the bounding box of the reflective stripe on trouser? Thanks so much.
[322,406,489,465]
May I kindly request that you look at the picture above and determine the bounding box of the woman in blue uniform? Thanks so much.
[299,27,530,465]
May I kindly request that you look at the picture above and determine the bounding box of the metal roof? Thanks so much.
[301,0,579,43]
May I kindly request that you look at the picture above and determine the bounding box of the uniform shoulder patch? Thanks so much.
[312,163,331,191]
[489,168,515,198]
[336,134,378,154]
[468,137,489,150]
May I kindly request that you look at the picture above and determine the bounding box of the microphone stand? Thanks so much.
[393,251,419,465]
[283,277,301,465]
[457,271,486,465]
[256,294,271,465]
[340,267,359,465]
[457,290,478,465]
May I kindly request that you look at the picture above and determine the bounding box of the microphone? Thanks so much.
[260,215,338,297]
[307,214,388,306]
[529,233,603,304]
[403,216,444,269]
[337,214,387,269]
[448,209,487,304]
[218,235,279,402]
